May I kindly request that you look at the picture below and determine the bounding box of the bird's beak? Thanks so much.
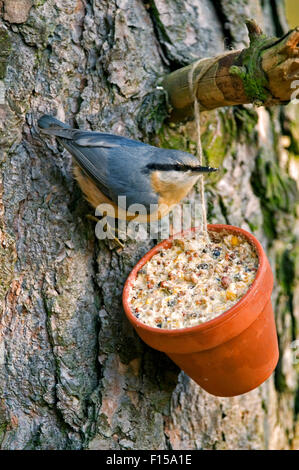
[190,166,218,173]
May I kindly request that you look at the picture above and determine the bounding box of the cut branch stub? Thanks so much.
[161,21,299,120]
[245,18,264,42]
[262,28,299,103]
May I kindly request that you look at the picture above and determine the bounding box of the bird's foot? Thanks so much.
[86,214,125,249]
[106,223,125,249]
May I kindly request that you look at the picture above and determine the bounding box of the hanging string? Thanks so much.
[188,58,213,236]
[187,55,230,236]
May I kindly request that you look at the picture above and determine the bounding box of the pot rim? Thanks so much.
[123,224,269,336]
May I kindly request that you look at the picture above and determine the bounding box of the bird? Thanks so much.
[38,114,217,244]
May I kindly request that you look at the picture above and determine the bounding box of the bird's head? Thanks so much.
[145,151,218,205]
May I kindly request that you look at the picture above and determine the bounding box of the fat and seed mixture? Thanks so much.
[128,230,259,329]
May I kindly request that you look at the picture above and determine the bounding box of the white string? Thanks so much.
[187,53,234,237]
[188,58,211,236]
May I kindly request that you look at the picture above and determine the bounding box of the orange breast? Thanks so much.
[151,171,196,216]
[73,165,192,223]
[73,164,158,222]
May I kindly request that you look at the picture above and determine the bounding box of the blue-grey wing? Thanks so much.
[73,132,148,149]
[107,147,160,210]
[61,139,112,200]
[59,132,159,210]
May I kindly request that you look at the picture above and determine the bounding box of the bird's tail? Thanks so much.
[38,114,74,139]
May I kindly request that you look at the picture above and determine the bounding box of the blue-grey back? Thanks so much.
[39,117,200,211]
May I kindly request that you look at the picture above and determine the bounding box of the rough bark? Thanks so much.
[0,0,298,450]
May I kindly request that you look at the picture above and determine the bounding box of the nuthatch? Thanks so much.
[38,115,217,224]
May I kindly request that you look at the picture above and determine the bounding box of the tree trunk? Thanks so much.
[0,0,298,450]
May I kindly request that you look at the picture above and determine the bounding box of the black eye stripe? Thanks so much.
[145,163,217,173]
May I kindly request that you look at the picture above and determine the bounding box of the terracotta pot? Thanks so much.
[122,224,279,397]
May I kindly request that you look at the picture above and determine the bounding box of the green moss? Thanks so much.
[274,357,288,393]
[276,244,298,344]
[218,195,229,224]
[276,248,296,297]
[0,233,17,304]
[152,110,238,188]
[137,88,170,137]
[261,399,268,413]
[155,123,191,152]
[295,382,299,417]
[148,1,172,46]
[262,207,276,239]
[0,421,8,445]
[246,220,259,232]
[229,34,275,105]
[202,107,257,169]
[273,239,298,396]
[288,110,299,156]
[233,106,258,141]
[204,135,226,168]
[204,110,236,163]
[34,0,48,6]
[0,28,12,79]
[251,153,298,240]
